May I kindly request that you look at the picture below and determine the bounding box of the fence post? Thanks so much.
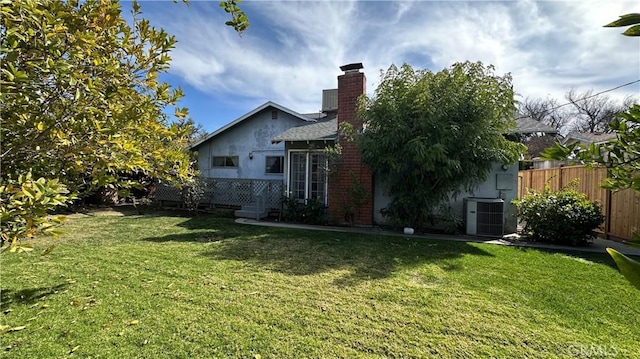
[604,168,612,240]
[558,166,563,188]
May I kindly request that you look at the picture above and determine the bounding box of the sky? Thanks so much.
[131,0,640,133]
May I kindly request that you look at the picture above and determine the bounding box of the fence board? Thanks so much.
[518,165,638,241]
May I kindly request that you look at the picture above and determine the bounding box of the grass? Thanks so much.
[1,209,639,358]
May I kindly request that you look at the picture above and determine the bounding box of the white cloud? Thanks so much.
[143,0,640,120]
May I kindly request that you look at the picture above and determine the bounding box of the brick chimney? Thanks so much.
[327,63,374,225]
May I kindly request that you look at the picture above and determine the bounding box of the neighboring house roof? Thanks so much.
[190,101,315,150]
[512,116,558,134]
[563,131,617,145]
[272,119,338,143]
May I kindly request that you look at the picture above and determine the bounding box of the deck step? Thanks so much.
[234,209,268,219]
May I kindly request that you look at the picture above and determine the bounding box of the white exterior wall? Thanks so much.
[373,163,519,233]
[196,110,305,180]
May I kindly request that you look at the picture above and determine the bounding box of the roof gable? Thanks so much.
[190,101,315,149]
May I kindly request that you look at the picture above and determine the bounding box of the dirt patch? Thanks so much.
[65,205,143,218]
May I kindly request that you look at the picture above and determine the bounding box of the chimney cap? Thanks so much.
[340,63,364,73]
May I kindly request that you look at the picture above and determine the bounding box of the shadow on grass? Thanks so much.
[147,218,493,286]
[0,283,67,309]
[213,230,493,286]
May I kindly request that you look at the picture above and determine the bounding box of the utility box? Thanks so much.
[464,197,504,237]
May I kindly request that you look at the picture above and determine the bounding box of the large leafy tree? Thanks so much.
[2,0,195,195]
[358,62,524,228]
[0,0,246,250]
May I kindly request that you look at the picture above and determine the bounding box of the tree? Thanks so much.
[541,13,640,290]
[0,0,246,250]
[357,62,524,228]
[564,89,634,133]
[518,96,569,130]
[603,12,640,291]
[184,118,210,146]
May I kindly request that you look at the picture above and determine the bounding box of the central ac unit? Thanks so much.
[464,198,504,237]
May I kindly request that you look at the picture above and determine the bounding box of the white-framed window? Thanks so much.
[212,156,239,168]
[265,156,284,174]
[288,151,328,204]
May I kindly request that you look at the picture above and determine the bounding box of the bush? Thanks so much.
[180,177,209,215]
[282,196,325,225]
[514,185,604,246]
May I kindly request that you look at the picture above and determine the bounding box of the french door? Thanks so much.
[289,152,327,203]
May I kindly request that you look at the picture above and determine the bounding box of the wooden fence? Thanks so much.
[518,165,639,241]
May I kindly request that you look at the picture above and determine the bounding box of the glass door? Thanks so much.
[288,152,327,204]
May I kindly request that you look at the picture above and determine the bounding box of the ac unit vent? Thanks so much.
[465,198,504,237]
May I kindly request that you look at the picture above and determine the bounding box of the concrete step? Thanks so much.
[235,209,268,219]
[241,204,260,212]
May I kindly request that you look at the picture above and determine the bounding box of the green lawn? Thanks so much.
[1,210,638,358]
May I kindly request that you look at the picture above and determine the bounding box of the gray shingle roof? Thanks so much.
[512,116,558,134]
[272,119,337,143]
[564,131,617,145]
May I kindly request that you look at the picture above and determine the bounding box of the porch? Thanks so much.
[155,178,283,219]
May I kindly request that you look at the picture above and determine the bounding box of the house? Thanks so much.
[187,101,334,218]
[508,115,560,169]
[191,63,523,235]
[530,131,618,170]
[190,101,320,180]
[563,131,617,146]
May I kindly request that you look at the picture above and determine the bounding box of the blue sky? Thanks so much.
[131,1,640,133]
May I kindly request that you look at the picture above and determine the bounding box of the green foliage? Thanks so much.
[358,62,524,227]
[219,0,249,34]
[282,197,325,225]
[0,173,73,253]
[541,104,640,192]
[180,177,209,215]
[514,183,604,246]
[0,0,249,249]
[602,105,640,192]
[606,248,640,290]
[342,172,369,226]
[437,204,464,235]
[604,13,640,36]
[519,160,534,171]
[1,0,197,198]
[602,12,640,290]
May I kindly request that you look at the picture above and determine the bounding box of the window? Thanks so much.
[289,152,327,203]
[265,156,284,174]
[271,110,278,119]
[212,156,239,168]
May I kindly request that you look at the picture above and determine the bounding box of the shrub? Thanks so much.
[282,196,325,225]
[514,184,604,246]
[181,177,209,215]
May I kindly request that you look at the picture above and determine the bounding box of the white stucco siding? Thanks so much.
[196,109,305,180]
